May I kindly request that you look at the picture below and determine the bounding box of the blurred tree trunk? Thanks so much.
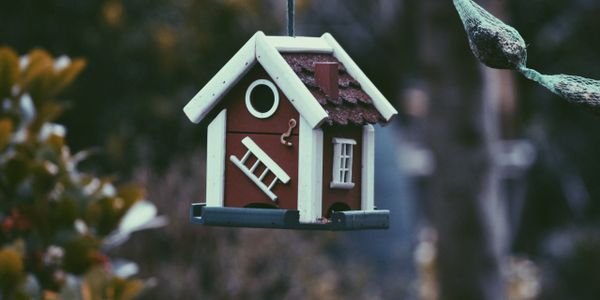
[419,0,509,299]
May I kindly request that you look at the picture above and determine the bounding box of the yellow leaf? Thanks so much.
[117,184,146,208]
[0,248,24,290]
[111,277,143,300]
[21,49,54,101]
[80,281,92,300]
[0,118,13,149]
[296,0,311,11]
[0,47,19,98]
[102,1,124,27]
[21,49,53,86]
[51,58,86,96]
[43,290,59,300]
[46,134,66,150]
[83,267,110,300]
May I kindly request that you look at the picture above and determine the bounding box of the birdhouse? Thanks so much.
[185,31,397,230]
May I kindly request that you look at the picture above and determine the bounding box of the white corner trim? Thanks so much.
[321,33,398,123]
[265,36,333,53]
[245,79,280,119]
[206,109,227,207]
[361,125,375,210]
[297,117,323,223]
[183,32,260,124]
[255,32,328,129]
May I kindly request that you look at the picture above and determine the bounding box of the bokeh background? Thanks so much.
[1,0,600,299]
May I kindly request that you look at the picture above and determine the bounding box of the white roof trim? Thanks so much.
[265,36,333,53]
[183,32,259,123]
[255,32,328,128]
[321,33,398,122]
[183,31,396,127]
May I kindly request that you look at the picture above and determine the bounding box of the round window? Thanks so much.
[245,79,279,119]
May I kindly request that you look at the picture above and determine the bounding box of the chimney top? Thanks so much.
[314,62,339,100]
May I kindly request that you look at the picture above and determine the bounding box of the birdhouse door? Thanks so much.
[222,67,300,210]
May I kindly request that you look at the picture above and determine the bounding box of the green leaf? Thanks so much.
[63,236,100,275]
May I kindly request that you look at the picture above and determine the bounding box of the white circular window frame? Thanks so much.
[245,79,280,119]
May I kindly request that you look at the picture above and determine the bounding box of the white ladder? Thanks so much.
[229,137,291,201]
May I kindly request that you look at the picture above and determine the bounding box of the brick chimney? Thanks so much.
[314,62,339,100]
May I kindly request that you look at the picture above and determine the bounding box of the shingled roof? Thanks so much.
[183,32,397,129]
[282,54,385,126]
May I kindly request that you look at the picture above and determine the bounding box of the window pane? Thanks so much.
[331,139,356,186]
[333,143,341,182]
[345,144,352,183]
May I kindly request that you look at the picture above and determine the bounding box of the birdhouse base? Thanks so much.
[190,203,389,231]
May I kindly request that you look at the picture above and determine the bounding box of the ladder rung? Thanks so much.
[240,150,252,164]
[250,160,261,173]
[268,178,278,190]
[241,137,290,184]
[259,168,269,181]
[230,155,278,201]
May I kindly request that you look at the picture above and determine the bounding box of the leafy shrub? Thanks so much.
[0,47,163,299]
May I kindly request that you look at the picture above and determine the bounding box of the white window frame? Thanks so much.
[330,138,356,189]
[245,79,280,119]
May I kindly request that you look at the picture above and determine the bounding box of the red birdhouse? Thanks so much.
[185,31,397,230]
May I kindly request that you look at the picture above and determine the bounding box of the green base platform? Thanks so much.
[190,203,389,231]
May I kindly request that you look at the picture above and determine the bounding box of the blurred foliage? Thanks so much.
[0,0,287,173]
[0,0,598,298]
[453,0,600,297]
[0,47,153,299]
[505,0,600,298]
[2,1,397,299]
[120,160,384,300]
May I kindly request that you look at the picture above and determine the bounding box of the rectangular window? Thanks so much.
[330,138,356,189]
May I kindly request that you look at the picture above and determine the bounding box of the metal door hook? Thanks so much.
[280,118,297,146]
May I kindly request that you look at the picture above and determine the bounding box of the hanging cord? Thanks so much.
[288,0,295,37]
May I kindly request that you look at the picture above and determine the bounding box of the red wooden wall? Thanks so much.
[218,65,300,209]
[321,126,363,217]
